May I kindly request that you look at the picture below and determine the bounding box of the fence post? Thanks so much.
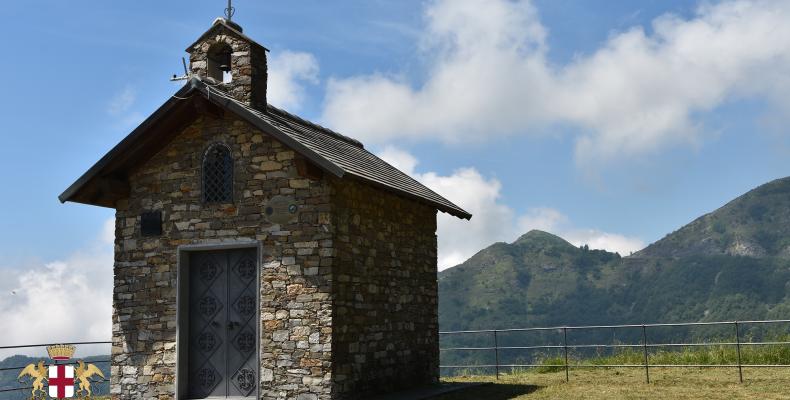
[641,324,650,384]
[734,321,743,383]
[563,327,570,382]
[493,330,500,380]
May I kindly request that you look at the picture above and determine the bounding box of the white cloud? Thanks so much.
[377,147,644,269]
[569,230,645,257]
[517,208,645,256]
[0,219,114,358]
[267,51,320,110]
[107,85,145,130]
[425,168,516,269]
[376,146,420,175]
[516,207,568,233]
[107,86,136,116]
[324,0,790,167]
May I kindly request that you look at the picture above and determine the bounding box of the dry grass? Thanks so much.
[439,367,790,399]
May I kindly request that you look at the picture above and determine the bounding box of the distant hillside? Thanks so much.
[440,231,790,334]
[439,230,624,330]
[439,176,790,350]
[638,176,790,258]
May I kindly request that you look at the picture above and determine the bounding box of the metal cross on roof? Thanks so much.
[225,0,236,21]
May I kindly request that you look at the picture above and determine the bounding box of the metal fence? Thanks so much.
[440,319,790,383]
[0,341,111,397]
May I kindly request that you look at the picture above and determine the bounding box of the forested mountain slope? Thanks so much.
[439,177,790,336]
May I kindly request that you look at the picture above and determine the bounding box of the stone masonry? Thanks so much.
[108,113,441,399]
[81,17,457,400]
[331,180,439,397]
[111,113,334,399]
[187,20,268,110]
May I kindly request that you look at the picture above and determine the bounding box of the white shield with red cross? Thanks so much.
[48,365,75,398]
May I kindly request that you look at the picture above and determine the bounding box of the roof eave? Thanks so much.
[346,173,472,220]
[59,79,345,206]
[59,78,471,221]
[58,81,199,204]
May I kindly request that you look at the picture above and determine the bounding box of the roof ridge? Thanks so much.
[61,78,471,220]
[194,80,364,149]
[186,19,269,53]
[265,104,364,149]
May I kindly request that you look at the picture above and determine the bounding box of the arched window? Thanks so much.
[203,143,233,203]
[207,43,233,83]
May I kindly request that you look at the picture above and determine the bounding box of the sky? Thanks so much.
[1,0,790,348]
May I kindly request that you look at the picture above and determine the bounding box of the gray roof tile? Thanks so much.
[60,79,471,220]
[227,89,470,219]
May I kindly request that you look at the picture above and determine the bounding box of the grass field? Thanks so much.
[438,343,790,399]
[439,367,790,399]
[80,368,790,400]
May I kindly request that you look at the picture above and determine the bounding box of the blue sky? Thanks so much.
[1,0,790,345]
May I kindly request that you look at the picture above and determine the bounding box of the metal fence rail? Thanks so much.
[440,319,790,383]
[0,341,112,395]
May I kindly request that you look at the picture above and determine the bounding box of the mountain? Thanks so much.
[440,233,790,332]
[637,176,790,258]
[439,230,623,331]
[439,177,790,353]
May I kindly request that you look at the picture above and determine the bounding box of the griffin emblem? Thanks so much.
[17,360,48,400]
[74,360,105,399]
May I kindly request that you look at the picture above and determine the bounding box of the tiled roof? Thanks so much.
[60,78,471,220]
[202,82,471,219]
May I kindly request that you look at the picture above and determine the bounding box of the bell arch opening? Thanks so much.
[207,43,233,83]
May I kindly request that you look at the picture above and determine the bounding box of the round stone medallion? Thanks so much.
[264,195,299,224]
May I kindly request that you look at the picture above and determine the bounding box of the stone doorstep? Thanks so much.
[367,382,491,400]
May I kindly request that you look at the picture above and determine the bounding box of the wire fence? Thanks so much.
[440,319,790,383]
[0,341,112,397]
[2,320,788,395]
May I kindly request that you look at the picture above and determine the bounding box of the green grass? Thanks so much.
[440,368,790,400]
[439,343,790,399]
[531,338,790,372]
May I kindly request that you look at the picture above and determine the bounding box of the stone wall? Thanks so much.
[189,25,268,111]
[330,179,440,398]
[110,113,334,400]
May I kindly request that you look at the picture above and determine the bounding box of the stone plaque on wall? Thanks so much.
[264,195,299,224]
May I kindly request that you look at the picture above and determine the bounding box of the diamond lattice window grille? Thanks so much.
[202,143,233,204]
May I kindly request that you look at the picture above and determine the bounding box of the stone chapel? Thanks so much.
[59,15,471,400]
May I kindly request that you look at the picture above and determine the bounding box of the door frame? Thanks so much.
[175,240,262,400]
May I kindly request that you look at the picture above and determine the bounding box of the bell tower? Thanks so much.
[186,9,269,111]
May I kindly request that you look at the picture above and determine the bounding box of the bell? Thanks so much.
[219,64,231,72]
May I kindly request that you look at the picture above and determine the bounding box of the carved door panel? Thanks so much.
[226,249,259,397]
[187,249,258,398]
